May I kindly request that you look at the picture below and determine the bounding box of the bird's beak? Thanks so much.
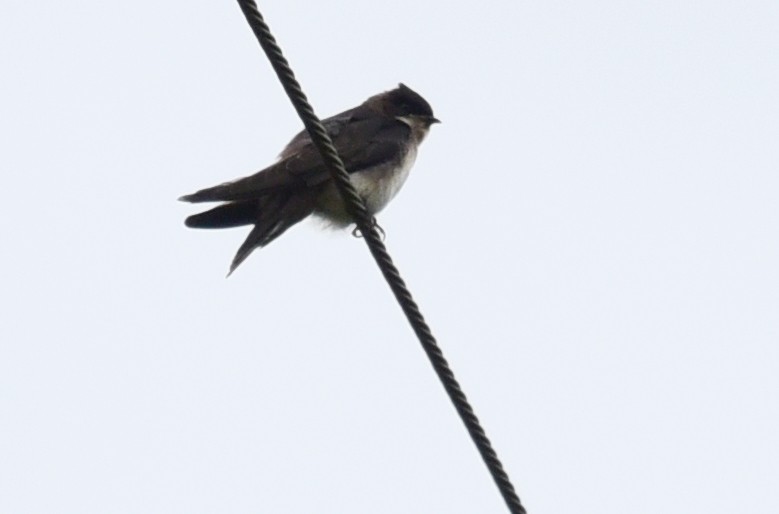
[428,116,441,125]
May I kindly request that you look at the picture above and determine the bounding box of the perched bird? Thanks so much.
[180,83,439,274]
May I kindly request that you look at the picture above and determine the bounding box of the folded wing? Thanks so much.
[179,111,410,204]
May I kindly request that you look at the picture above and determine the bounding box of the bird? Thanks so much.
[179,83,439,275]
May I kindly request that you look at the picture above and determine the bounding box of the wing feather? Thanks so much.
[179,111,410,203]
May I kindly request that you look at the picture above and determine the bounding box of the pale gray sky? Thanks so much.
[1,1,777,513]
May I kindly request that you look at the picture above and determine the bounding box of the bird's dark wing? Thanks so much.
[179,109,410,203]
[277,107,360,159]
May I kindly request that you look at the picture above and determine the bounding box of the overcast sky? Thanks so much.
[1,1,777,513]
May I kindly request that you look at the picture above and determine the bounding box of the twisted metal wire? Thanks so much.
[235,2,526,512]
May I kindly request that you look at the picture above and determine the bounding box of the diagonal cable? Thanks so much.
[234,2,527,512]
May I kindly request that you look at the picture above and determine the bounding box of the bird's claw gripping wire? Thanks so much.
[352,217,386,241]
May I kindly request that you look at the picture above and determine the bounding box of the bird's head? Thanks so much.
[374,83,440,128]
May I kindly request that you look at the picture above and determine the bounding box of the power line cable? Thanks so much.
[234,2,527,512]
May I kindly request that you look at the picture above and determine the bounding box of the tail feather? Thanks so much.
[185,200,260,229]
[228,222,281,276]
[227,192,316,275]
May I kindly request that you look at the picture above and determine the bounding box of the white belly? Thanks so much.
[314,145,418,226]
[351,145,417,214]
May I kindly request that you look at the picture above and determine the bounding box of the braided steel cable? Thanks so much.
[235,2,527,512]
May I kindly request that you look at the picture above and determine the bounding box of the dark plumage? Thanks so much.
[180,83,439,274]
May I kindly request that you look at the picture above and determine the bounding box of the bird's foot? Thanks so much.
[352,217,386,241]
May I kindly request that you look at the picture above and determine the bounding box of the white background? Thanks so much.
[1,1,777,513]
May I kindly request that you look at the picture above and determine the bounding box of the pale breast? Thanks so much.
[313,144,418,227]
[352,144,417,213]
